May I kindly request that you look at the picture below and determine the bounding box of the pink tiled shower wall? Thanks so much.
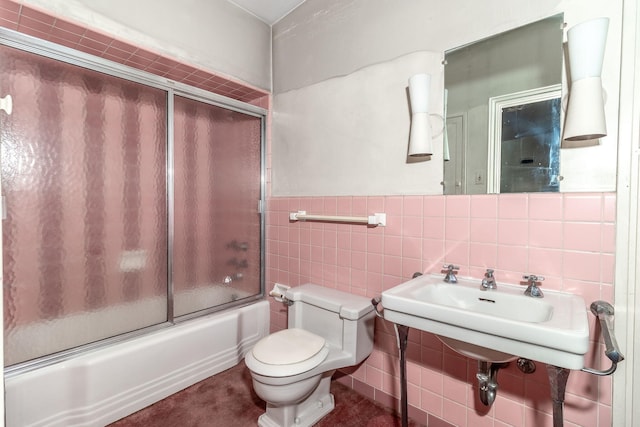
[0,0,269,107]
[266,193,615,427]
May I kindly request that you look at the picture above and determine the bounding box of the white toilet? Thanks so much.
[244,283,375,427]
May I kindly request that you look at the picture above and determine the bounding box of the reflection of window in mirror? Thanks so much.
[487,85,561,193]
[500,99,561,192]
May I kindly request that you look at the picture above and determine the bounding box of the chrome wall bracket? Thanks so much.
[581,300,625,376]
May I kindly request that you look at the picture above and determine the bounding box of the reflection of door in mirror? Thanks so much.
[443,114,465,194]
[487,85,561,193]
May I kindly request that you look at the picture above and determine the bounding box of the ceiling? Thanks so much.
[228,0,307,25]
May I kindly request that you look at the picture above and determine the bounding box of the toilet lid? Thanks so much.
[252,328,325,365]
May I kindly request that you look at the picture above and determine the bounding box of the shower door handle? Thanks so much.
[0,94,12,115]
[1,94,13,221]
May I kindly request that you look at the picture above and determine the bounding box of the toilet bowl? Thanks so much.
[245,284,375,427]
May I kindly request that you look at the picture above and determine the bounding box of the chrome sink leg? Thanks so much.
[394,324,410,427]
[546,365,570,427]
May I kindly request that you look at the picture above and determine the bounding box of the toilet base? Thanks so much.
[258,371,335,427]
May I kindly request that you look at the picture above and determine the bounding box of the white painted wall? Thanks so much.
[272,51,444,196]
[271,0,622,196]
[613,2,640,425]
[23,0,272,90]
[273,0,563,94]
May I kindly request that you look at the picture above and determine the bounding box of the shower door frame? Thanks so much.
[0,27,267,374]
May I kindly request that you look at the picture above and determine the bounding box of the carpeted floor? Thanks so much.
[108,361,416,427]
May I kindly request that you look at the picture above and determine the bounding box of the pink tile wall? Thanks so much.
[0,0,269,107]
[266,193,615,427]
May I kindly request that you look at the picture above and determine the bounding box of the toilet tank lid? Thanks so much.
[286,284,374,320]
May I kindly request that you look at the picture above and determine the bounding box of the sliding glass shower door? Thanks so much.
[172,96,263,317]
[1,44,169,366]
[0,37,264,367]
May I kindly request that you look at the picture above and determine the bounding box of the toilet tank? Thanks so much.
[286,284,375,364]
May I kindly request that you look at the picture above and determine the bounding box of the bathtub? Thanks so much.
[4,299,269,427]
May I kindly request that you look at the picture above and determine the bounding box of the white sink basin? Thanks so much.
[381,274,589,369]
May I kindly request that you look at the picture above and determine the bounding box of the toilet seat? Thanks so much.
[247,328,329,377]
[253,328,325,365]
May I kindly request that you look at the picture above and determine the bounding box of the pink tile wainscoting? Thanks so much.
[266,192,615,427]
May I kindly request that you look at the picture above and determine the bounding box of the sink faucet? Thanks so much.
[442,264,459,283]
[523,275,545,298]
[481,269,497,290]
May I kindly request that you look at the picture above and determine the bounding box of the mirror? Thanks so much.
[443,14,564,194]
[488,84,561,193]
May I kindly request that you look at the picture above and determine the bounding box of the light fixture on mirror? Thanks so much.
[563,17,609,142]
[408,73,433,157]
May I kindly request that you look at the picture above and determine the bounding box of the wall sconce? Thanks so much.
[408,73,433,156]
[563,17,609,142]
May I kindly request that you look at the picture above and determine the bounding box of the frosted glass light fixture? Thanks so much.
[563,17,609,141]
[408,73,433,156]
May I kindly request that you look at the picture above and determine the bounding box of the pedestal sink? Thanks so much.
[381,274,589,369]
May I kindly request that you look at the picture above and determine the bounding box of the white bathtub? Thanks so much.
[4,300,269,427]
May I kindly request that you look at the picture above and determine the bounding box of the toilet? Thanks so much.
[244,284,375,427]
